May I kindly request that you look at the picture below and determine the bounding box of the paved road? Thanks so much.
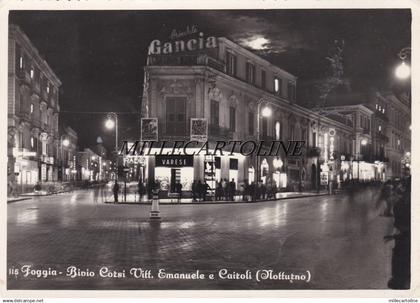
[7,187,394,290]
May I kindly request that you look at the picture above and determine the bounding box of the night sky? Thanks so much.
[9,10,411,151]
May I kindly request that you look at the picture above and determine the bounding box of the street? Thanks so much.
[7,187,394,290]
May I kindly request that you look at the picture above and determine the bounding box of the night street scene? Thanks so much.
[7,10,411,290]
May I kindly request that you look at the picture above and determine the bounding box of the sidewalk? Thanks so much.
[105,190,329,205]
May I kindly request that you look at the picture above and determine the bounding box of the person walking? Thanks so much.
[229,178,236,201]
[197,180,203,201]
[175,181,182,204]
[113,180,120,203]
[222,178,228,201]
[192,180,197,202]
[138,180,146,202]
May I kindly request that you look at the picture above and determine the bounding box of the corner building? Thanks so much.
[8,25,62,194]
[142,35,354,193]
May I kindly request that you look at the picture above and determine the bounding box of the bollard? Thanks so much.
[149,190,161,222]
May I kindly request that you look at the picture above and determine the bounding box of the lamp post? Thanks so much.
[256,100,272,184]
[60,135,69,182]
[105,113,119,152]
[358,138,368,181]
[395,47,411,80]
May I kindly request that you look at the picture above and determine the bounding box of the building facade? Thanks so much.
[140,34,357,194]
[8,25,62,195]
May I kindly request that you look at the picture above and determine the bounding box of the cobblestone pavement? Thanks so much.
[7,187,394,290]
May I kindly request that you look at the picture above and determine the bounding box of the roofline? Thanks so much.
[9,24,62,87]
[218,37,297,81]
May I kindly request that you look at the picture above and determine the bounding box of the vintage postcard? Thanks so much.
[1,0,418,300]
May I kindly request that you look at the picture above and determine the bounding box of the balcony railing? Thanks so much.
[148,54,225,73]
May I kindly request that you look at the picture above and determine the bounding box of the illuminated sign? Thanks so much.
[148,32,218,55]
[155,155,194,167]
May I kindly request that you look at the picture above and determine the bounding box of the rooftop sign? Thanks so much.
[148,32,218,55]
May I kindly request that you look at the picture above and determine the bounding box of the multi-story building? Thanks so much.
[8,25,62,194]
[381,92,411,179]
[77,148,101,181]
[141,34,355,193]
[315,88,411,180]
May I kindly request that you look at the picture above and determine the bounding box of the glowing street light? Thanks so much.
[104,113,118,152]
[105,118,115,130]
[261,106,272,118]
[395,61,411,79]
[395,46,411,80]
[361,139,368,146]
[62,138,70,147]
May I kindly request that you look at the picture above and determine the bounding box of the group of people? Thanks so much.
[240,180,278,202]
[379,177,411,289]
[191,180,211,202]
[214,179,236,201]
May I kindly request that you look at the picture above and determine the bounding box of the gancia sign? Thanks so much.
[148,32,218,55]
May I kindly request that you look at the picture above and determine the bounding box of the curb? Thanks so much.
[104,192,330,206]
[7,197,32,204]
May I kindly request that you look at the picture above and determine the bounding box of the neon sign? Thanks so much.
[148,32,218,55]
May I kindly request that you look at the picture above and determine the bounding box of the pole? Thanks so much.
[115,113,119,152]
[256,102,261,184]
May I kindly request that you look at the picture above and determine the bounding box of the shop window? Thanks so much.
[210,100,219,126]
[229,106,236,131]
[166,97,186,136]
[226,51,237,76]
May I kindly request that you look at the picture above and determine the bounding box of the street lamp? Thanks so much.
[395,47,411,80]
[256,100,272,184]
[105,113,118,152]
[60,135,69,181]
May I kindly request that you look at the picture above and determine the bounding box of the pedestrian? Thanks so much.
[138,180,146,202]
[93,184,100,204]
[197,180,203,201]
[250,181,256,201]
[229,178,236,201]
[203,181,210,201]
[382,180,394,217]
[385,177,411,289]
[176,181,182,203]
[222,178,228,201]
[261,182,267,200]
[192,180,197,202]
[113,180,119,203]
[215,181,222,201]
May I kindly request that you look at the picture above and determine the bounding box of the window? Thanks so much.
[166,97,186,136]
[287,81,296,101]
[210,100,219,126]
[274,77,282,94]
[229,107,236,131]
[312,131,317,148]
[275,121,281,140]
[248,112,254,135]
[245,62,255,84]
[262,118,268,137]
[30,103,34,114]
[30,137,34,149]
[30,67,34,79]
[261,70,266,89]
[47,83,50,93]
[378,125,382,132]
[376,104,378,110]
[226,51,237,76]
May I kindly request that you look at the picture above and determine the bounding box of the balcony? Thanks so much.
[208,124,233,140]
[148,54,225,73]
[16,69,31,85]
[375,132,389,143]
